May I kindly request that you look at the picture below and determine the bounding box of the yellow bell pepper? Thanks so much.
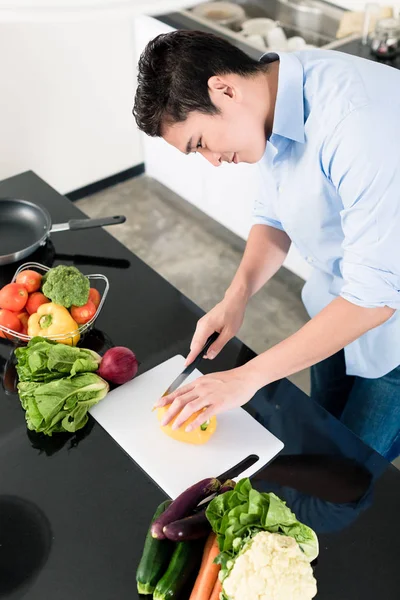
[28,302,80,346]
[157,406,217,445]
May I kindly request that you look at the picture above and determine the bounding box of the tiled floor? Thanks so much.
[76,175,311,393]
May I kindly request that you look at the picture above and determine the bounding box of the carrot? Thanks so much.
[189,533,221,600]
[210,578,222,600]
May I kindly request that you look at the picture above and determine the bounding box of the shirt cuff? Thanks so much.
[252,216,285,231]
[340,262,400,310]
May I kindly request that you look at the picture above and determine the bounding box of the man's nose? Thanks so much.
[201,148,221,167]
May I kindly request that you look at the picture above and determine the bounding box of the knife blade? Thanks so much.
[161,331,219,398]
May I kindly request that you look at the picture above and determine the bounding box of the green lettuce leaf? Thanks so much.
[17,372,109,436]
[206,478,319,566]
[15,337,101,382]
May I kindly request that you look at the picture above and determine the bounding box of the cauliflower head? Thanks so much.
[223,531,317,600]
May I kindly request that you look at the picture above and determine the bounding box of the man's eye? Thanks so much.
[196,138,202,149]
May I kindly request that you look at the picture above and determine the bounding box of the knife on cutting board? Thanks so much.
[160,331,219,399]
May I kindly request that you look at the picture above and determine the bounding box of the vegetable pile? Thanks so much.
[136,477,319,600]
[14,337,139,436]
[15,337,108,435]
[0,265,102,345]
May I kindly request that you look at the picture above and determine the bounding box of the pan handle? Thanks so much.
[50,215,126,233]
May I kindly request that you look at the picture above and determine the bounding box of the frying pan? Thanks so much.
[0,198,126,266]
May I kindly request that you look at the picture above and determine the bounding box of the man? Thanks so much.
[133,30,400,460]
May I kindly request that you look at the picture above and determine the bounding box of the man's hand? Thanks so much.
[185,294,247,365]
[153,367,260,431]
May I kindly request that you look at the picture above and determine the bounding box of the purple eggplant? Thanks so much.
[220,479,236,493]
[163,480,236,541]
[151,478,220,539]
[163,510,210,541]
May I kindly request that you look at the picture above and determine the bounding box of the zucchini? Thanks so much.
[153,541,202,600]
[136,500,174,595]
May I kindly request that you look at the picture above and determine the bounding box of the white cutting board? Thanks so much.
[90,355,284,498]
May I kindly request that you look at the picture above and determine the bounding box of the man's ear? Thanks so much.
[208,75,235,99]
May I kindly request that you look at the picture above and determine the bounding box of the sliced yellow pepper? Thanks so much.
[157,406,217,445]
[28,302,80,346]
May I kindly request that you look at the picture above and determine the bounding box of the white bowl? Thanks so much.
[241,17,276,37]
[192,2,246,28]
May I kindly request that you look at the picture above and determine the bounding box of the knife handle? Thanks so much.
[195,331,219,364]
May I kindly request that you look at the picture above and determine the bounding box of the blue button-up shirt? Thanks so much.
[254,50,400,378]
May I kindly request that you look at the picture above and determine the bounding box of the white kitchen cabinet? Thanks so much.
[0,17,143,194]
[134,15,311,280]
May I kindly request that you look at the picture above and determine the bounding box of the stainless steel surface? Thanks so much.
[186,0,345,48]
[0,198,51,266]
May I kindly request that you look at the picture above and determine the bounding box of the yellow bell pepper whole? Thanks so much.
[157,406,217,445]
[28,302,80,346]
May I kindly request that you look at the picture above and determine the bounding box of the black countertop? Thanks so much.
[1,171,400,600]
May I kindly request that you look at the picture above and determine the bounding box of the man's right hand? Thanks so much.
[185,293,247,365]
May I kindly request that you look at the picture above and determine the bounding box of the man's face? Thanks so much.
[163,73,268,166]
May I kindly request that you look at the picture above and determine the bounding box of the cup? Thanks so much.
[244,34,268,50]
[287,36,307,51]
[265,26,288,51]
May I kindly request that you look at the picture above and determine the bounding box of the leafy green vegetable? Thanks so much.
[41,265,90,307]
[15,337,101,382]
[17,373,109,435]
[206,478,319,576]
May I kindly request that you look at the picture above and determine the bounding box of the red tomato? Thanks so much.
[88,288,101,309]
[26,292,50,315]
[16,269,42,293]
[70,300,96,325]
[17,311,30,329]
[0,309,21,338]
[0,283,28,312]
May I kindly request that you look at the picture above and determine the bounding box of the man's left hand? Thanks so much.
[153,367,260,432]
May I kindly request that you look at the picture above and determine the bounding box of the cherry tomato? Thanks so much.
[16,269,42,293]
[17,311,30,330]
[88,288,101,309]
[26,292,50,315]
[0,309,21,338]
[70,299,96,325]
[0,283,28,312]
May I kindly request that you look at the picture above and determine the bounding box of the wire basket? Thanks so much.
[0,262,109,346]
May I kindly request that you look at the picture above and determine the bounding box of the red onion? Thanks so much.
[98,347,138,385]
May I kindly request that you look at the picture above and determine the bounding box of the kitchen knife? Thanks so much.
[161,331,219,398]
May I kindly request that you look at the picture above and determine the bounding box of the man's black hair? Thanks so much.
[133,30,267,136]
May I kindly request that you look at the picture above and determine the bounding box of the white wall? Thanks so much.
[0,18,143,193]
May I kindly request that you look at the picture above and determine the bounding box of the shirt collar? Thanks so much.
[261,52,305,144]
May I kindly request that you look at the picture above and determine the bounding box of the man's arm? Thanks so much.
[244,297,394,388]
[185,224,291,363]
[225,224,291,303]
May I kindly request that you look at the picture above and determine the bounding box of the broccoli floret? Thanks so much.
[42,265,89,308]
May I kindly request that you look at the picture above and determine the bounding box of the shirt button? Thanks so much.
[306,256,314,263]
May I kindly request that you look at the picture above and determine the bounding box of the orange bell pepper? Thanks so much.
[157,406,217,445]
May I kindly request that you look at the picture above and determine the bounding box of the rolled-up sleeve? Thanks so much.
[323,104,400,310]
[252,163,285,231]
